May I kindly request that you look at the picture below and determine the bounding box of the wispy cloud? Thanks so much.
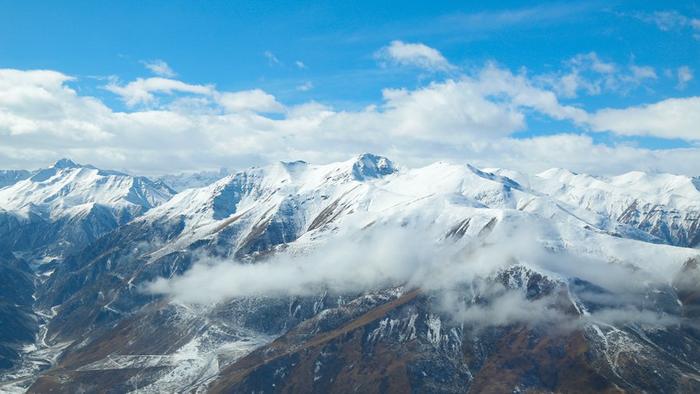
[676,66,693,89]
[342,2,598,43]
[537,52,657,98]
[264,50,281,65]
[145,215,690,330]
[375,41,454,72]
[438,2,594,31]
[141,59,177,78]
[105,77,214,107]
[633,10,700,39]
[296,81,313,91]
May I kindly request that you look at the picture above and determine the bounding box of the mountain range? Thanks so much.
[1,154,699,393]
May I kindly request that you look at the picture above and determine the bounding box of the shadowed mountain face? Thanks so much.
[1,155,700,393]
[0,251,36,371]
[0,170,31,189]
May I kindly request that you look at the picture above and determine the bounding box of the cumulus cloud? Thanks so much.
[376,41,454,71]
[1,66,699,175]
[142,59,177,78]
[216,89,285,113]
[0,69,112,141]
[588,97,700,140]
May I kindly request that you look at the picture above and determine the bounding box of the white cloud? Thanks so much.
[677,66,693,89]
[588,97,700,140]
[475,64,588,123]
[635,10,700,39]
[644,11,690,31]
[570,52,616,74]
[296,81,313,92]
[538,52,657,98]
[0,69,112,141]
[376,40,454,71]
[142,59,176,78]
[146,227,433,302]
[145,214,687,329]
[216,89,285,113]
[105,77,214,107]
[264,50,280,65]
[1,67,699,176]
[466,134,700,176]
[630,64,657,80]
[295,60,307,69]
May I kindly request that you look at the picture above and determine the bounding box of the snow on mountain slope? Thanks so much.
[138,154,663,265]
[0,159,173,220]
[138,153,398,259]
[529,169,700,247]
[0,159,175,257]
[157,168,232,192]
[14,154,700,393]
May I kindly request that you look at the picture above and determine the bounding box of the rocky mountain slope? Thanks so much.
[488,167,700,247]
[0,159,175,259]
[0,170,31,189]
[1,154,699,393]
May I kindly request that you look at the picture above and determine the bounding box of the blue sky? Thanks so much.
[0,1,699,174]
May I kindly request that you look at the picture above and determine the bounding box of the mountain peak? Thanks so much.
[351,153,396,180]
[280,160,308,172]
[537,167,579,179]
[51,158,81,169]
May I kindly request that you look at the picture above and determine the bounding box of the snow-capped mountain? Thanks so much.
[0,170,31,189]
[2,154,700,393]
[0,158,175,258]
[486,167,700,247]
[136,153,398,260]
[158,167,232,192]
[532,169,700,247]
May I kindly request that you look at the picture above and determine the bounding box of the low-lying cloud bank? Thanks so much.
[146,220,695,329]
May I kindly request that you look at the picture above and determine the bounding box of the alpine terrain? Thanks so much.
[1,154,699,393]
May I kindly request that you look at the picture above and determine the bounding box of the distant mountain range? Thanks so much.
[1,154,699,393]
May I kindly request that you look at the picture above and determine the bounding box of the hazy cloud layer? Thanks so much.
[146,217,691,329]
